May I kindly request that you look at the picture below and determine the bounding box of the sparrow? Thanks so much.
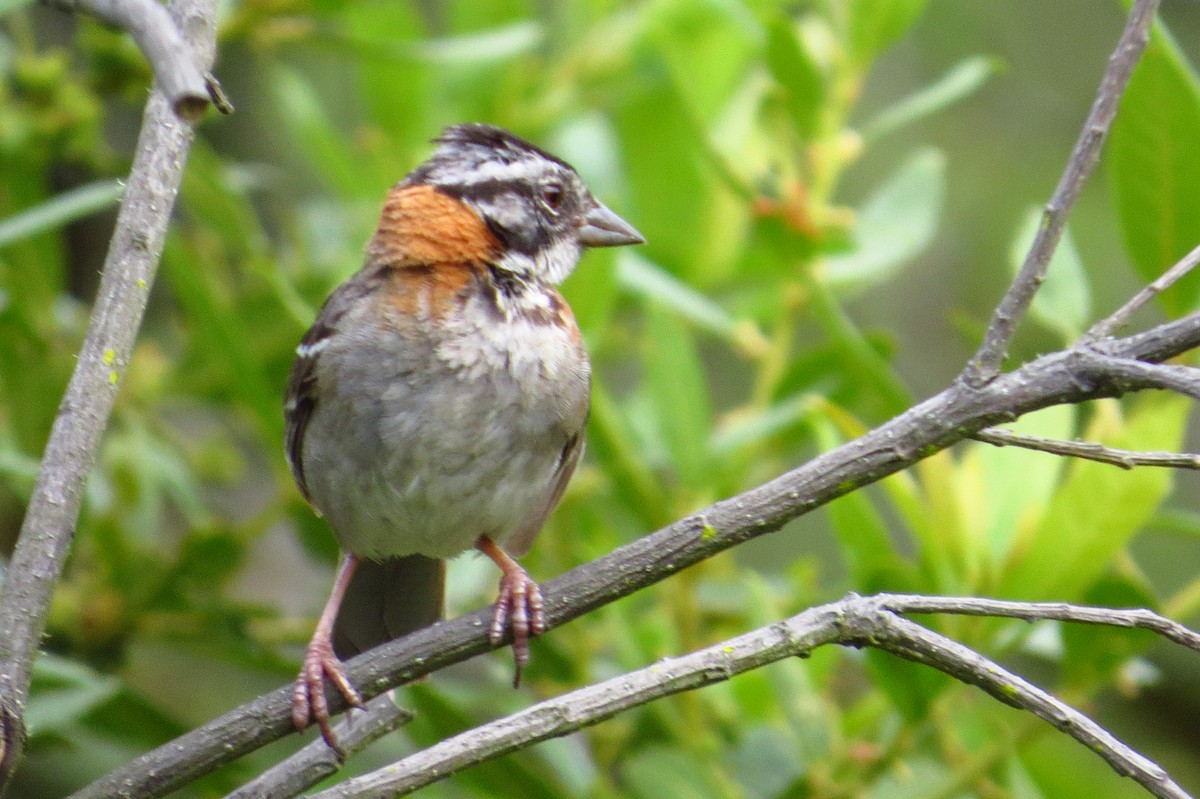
[284,123,644,750]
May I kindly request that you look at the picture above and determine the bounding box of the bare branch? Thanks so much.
[0,0,218,789]
[1086,242,1200,342]
[875,594,1200,653]
[861,611,1188,799]
[972,427,1200,470]
[304,595,1194,799]
[224,693,412,799]
[40,0,229,120]
[961,0,1160,386]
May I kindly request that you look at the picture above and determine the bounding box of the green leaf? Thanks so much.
[269,61,371,197]
[618,252,750,347]
[964,405,1074,565]
[865,649,951,723]
[764,15,826,139]
[0,179,121,249]
[642,0,759,121]
[643,306,712,491]
[1005,757,1050,799]
[27,656,121,737]
[844,0,930,67]
[726,724,809,797]
[999,394,1189,600]
[710,393,816,456]
[825,148,944,294]
[1108,25,1200,314]
[623,746,727,799]
[412,21,543,65]
[862,56,1000,141]
[1008,206,1091,342]
[615,82,746,285]
[1061,574,1158,687]
[1147,507,1200,539]
[586,382,670,525]
[1022,730,1150,799]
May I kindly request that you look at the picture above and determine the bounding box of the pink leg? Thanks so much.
[476,536,545,687]
[292,553,365,754]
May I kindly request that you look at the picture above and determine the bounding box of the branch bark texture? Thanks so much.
[0,0,217,789]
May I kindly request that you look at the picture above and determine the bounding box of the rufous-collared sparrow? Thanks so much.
[285,123,644,750]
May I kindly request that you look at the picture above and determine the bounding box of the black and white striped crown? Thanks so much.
[407,123,575,192]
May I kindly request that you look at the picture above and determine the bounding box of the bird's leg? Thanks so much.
[476,536,545,687]
[293,553,365,754]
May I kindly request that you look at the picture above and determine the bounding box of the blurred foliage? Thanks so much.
[2,1,1200,797]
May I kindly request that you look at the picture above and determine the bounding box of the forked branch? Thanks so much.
[39,0,230,119]
[962,0,1160,386]
[298,595,1194,799]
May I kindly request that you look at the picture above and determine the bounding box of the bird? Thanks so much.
[284,122,644,750]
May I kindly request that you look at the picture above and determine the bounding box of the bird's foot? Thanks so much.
[292,637,364,755]
[490,564,546,687]
[477,536,546,687]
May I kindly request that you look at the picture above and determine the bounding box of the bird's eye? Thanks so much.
[540,182,564,212]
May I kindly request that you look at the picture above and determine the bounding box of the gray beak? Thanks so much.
[579,201,644,248]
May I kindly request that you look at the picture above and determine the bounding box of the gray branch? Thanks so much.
[224,693,412,799]
[0,0,218,789]
[961,0,1159,386]
[40,0,230,120]
[302,595,1193,799]
[972,427,1200,470]
[1086,241,1200,342]
[872,594,1200,651]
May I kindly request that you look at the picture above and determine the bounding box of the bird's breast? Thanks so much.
[304,267,589,560]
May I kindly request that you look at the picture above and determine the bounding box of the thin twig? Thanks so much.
[961,0,1160,387]
[1085,242,1200,342]
[40,0,228,120]
[876,594,1200,653]
[0,0,218,789]
[305,595,1194,799]
[971,427,1200,470]
[224,693,412,799]
[66,313,1200,799]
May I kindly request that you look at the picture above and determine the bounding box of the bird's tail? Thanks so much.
[332,554,445,659]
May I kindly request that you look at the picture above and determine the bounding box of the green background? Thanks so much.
[2,1,1200,796]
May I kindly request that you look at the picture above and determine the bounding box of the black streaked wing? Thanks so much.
[284,274,375,505]
[283,321,329,505]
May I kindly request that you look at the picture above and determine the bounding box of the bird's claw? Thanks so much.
[292,638,364,755]
[489,567,545,687]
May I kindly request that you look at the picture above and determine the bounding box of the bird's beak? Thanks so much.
[579,201,645,248]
